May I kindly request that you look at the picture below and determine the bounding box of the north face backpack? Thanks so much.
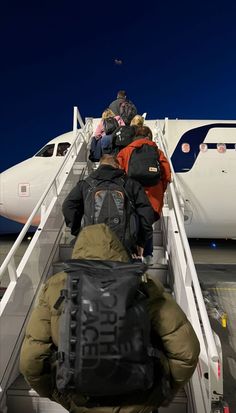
[128,144,161,187]
[103,117,119,135]
[55,259,156,396]
[119,100,137,125]
[82,176,137,251]
[112,125,136,153]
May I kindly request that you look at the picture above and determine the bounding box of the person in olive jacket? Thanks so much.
[20,224,200,413]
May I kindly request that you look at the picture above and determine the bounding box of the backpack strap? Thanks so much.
[54,289,67,310]
[85,176,98,189]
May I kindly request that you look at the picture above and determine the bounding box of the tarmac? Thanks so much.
[190,238,236,412]
[0,234,32,288]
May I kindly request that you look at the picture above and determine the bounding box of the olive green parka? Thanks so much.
[20,224,200,413]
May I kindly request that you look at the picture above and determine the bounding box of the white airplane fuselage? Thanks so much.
[0,131,74,225]
[0,121,236,238]
[164,119,236,238]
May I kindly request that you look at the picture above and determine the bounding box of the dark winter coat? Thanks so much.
[109,97,126,116]
[62,164,154,248]
[20,224,200,413]
[109,98,137,117]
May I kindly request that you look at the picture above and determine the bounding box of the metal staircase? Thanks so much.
[0,108,226,412]
[5,218,187,413]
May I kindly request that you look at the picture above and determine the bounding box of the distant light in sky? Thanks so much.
[210,241,217,248]
[114,59,123,65]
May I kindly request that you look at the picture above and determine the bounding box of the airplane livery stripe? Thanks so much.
[171,123,236,172]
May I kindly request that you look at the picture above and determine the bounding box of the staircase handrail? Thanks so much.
[0,109,92,281]
[154,122,223,411]
[0,108,90,405]
[155,122,219,362]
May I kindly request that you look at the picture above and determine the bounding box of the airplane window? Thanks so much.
[199,143,208,152]
[35,144,55,157]
[181,143,190,153]
[217,143,226,153]
[56,142,71,156]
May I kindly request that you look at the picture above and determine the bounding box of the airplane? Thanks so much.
[0,118,236,238]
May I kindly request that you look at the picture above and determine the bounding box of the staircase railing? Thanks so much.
[0,108,93,409]
[153,120,223,412]
[0,108,92,313]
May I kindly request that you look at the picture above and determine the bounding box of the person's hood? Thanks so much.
[71,224,165,296]
[71,223,130,262]
[90,164,125,181]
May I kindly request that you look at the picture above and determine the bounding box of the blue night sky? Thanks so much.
[1,0,236,233]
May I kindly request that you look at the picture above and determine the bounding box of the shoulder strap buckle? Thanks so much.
[54,289,67,310]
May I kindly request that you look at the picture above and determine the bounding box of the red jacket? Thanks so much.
[117,138,171,215]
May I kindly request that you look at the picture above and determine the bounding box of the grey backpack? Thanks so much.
[82,176,137,252]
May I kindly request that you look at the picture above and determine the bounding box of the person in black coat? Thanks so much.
[62,154,154,256]
[109,90,137,119]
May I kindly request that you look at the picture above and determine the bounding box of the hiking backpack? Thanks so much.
[128,144,161,187]
[55,259,156,396]
[103,117,119,135]
[82,176,137,250]
[119,100,137,125]
[112,125,136,153]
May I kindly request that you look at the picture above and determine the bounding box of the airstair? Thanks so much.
[0,108,227,413]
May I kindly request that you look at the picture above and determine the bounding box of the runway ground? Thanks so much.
[190,238,236,412]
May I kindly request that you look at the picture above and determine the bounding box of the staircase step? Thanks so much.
[73,161,87,174]
[58,244,166,270]
[7,375,67,412]
[159,392,187,413]
[153,229,163,246]
[52,261,67,274]
[153,219,161,231]
[153,246,166,264]
[59,244,73,261]
[147,263,169,286]
[59,244,166,260]
[52,261,169,287]
[7,375,186,413]
[58,222,163,260]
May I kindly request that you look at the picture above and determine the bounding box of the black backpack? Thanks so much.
[103,117,119,135]
[119,100,137,125]
[82,176,137,251]
[55,259,156,397]
[88,136,102,162]
[128,144,161,187]
[112,125,136,153]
